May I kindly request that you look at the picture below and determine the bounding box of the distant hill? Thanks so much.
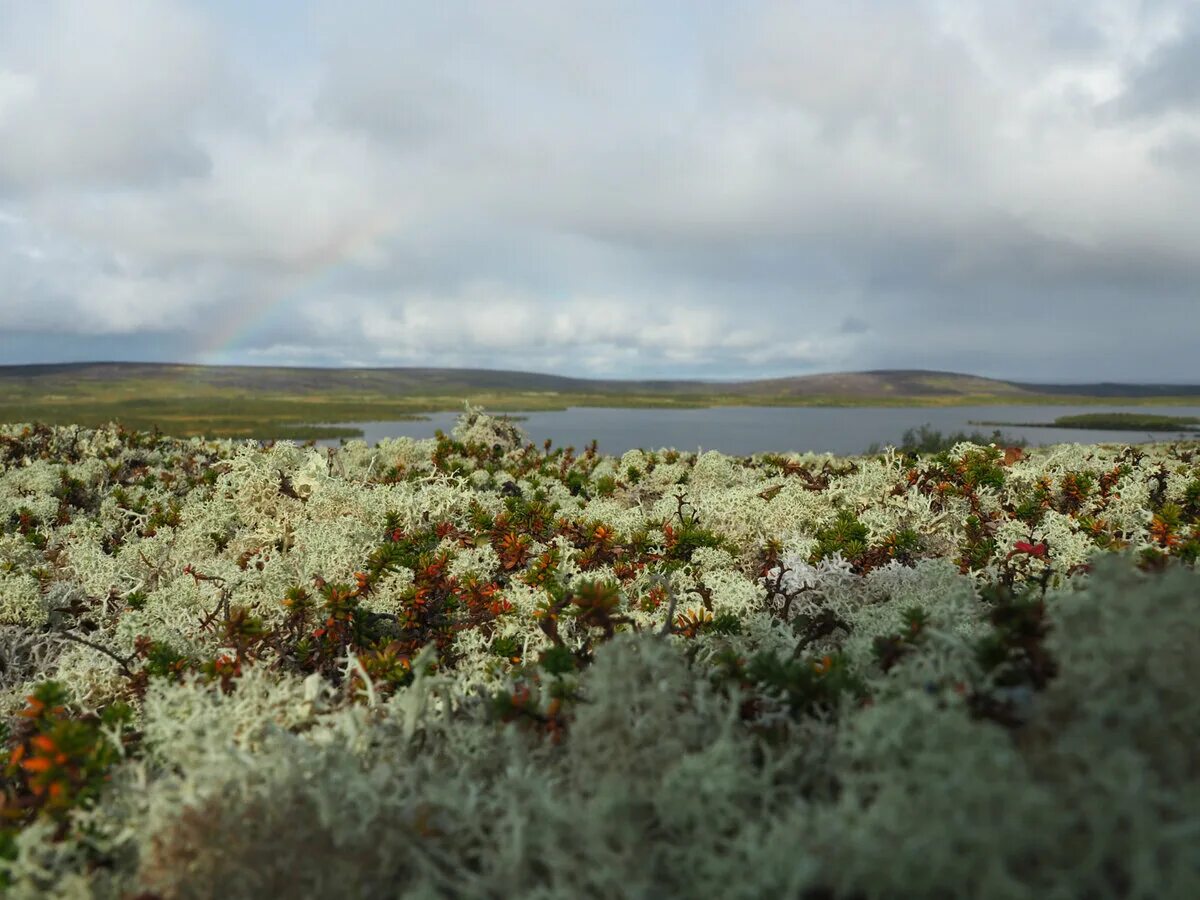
[1001,380,1200,398]
[2,361,1197,400]
[3,362,1199,439]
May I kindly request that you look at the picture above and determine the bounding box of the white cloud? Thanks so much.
[0,0,218,190]
[32,126,393,271]
[293,288,830,375]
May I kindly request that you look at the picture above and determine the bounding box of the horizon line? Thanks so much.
[1,359,1199,387]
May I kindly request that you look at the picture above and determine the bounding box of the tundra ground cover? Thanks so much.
[0,408,1198,898]
[972,412,1200,433]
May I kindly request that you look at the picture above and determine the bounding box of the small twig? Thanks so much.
[655,581,679,639]
[198,588,232,632]
[672,490,698,526]
[54,632,136,679]
[278,470,307,502]
[790,609,851,658]
[137,550,169,593]
[182,564,226,586]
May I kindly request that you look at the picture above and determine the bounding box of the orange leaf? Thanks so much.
[30,734,58,754]
[21,698,44,718]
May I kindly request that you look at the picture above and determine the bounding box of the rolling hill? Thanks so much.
[2,362,1199,438]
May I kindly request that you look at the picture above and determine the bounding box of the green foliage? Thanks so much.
[363,526,438,580]
[662,519,728,562]
[1013,495,1047,527]
[564,468,589,497]
[137,639,191,681]
[958,445,1006,491]
[1176,476,1200,522]
[537,643,577,676]
[707,611,743,636]
[1,682,132,883]
[867,422,1027,456]
[1052,411,1200,430]
[742,648,867,719]
[957,514,998,573]
[811,508,870,564]
[883,527,922,564]
[490,635,521,660]
[5,507,46,550]
[52,470,96,517]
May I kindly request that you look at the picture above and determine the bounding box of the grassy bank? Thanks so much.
[971,412,1200,432]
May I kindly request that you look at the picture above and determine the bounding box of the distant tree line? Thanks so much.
[866,423,1027,456]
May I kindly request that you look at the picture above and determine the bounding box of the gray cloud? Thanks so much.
[1151,130,1200,170]
[839,316,870,335]
[1107,14,1200,119]
[0,0,1198,382]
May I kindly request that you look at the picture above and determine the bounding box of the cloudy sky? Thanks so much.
[1,0,1197,382]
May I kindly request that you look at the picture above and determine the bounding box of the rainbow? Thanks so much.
[193,211,396,363]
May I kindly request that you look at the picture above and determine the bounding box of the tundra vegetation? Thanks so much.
[0,407,1198,898]
[863,423,1028,456]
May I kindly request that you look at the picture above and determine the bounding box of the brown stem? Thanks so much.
[54,631,136,679]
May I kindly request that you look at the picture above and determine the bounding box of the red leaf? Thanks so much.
[1013,540,1048,558]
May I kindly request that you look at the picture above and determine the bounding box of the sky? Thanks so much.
[0,0,1198,383]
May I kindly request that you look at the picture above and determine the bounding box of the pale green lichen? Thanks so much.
[0,573,48,627]
[1,418,1197,898]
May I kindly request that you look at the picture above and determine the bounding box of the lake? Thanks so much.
[314,405,1200,457]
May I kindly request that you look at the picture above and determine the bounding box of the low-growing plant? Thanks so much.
[1,682,132,884]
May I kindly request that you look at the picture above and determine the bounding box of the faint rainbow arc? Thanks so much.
[194,212,397,362]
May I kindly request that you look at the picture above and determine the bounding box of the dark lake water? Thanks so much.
[315,405,1200,457]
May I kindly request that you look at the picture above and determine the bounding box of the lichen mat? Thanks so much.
[1,410,1197,898]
